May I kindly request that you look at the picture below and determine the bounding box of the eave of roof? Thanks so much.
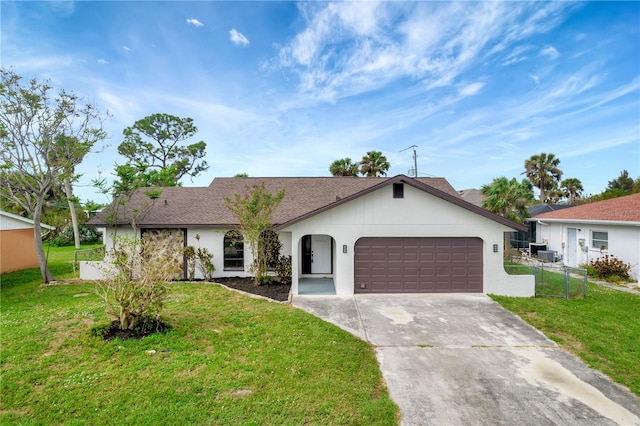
[526,217,640,227]
[0,210,55,230]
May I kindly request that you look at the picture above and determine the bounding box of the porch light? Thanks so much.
[493,244,499,253]
[343,244,348,253]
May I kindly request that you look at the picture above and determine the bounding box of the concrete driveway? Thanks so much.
[292,294,640,425]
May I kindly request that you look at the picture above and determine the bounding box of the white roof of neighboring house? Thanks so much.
[0,210,55,230]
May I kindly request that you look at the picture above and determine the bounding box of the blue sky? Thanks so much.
[2,1,639,203]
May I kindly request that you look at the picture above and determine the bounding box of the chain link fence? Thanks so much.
[74,246,106,272]
[505,259,588,299]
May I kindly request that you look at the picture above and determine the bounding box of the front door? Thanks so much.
[567,228,577,266]
[301,235,332,274]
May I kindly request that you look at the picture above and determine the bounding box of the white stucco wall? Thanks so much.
[82,226,292,281]
[185,228,292,279]
[79,261,116,279]
[80,228,138,280]
[282,183,534,297]
[536,220,640,280]
[103,228,138,250]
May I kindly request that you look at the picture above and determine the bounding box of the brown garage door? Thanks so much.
[354,237,483,293]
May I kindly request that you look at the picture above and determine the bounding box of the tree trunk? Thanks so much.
[33,196,54,283]
[64,178,81,249]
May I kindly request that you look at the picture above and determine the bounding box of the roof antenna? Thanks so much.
[400,145,418,177]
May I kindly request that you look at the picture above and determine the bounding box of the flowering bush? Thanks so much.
[589,254,632,281]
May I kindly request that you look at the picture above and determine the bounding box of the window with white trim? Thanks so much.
[591,231,608,250]
[224,230,244,270]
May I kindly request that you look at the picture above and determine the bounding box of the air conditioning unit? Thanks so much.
[529,243,547,256]
[538,250,556,263]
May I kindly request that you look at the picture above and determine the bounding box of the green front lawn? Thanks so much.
[0,247,398,425]
[491,284,640,396]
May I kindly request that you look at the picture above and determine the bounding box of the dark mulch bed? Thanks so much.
[95,319,171,341]
[214,277,291,302]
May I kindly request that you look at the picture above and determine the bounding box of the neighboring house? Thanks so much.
[458,188,485,207]
[510,204,576,251]
[85,175,534,297]
[528,193,640,280]
[0,210,55,274]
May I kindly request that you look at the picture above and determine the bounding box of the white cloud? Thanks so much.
[458,82,484,97]
[97,58,109,65]
[186,18,203,28]
[97,89,143,127]
[229,29,249,46]
[122,45,131,51]
[500,45,531,66]
[540,45,560,59]
[530,74,540,84]
[276,2,576,104]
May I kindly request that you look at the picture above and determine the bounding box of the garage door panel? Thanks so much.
[451,266,468,276]
[355,237,483,293]
[452,253,468,262]
[420,267,435,276]
[403,267,418,276]
[420,253,435,263]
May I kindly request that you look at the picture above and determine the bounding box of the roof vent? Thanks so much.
[393,183,404,199]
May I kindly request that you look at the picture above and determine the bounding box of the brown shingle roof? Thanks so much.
[88,174,525,231]
[90,176,459,227]
[533,193,640,223]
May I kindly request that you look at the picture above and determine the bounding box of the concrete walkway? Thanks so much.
[292,294,640,425]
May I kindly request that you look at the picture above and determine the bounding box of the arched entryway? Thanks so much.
[301,234,333,274]
[299,234,335,295]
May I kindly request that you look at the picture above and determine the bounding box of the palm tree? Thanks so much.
[359,151,390,177]
[523,152,563,203]
[329,158,359,177]
[560,178,583,205]
[544,182,564,204]
[481,177,533,223]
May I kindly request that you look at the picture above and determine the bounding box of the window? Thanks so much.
[223,230,244,270]
[393,183,404,199]
[592,231,608,250]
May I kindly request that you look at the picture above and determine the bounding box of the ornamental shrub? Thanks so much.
[195,247,215,281]
[96,234,182,330]
[275,255,292,284]
[589,254,632,281]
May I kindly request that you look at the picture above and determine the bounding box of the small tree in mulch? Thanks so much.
[225,182,285,286]
[94,234,181,338]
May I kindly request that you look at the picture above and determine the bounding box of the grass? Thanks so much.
[504,262,587,298]
[1,246,398,425]
[491,283,640,396]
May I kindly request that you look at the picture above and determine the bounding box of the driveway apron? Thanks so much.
[292,294,640,426]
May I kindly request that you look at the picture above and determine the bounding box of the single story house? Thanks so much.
[509,204,576,251]
[0,210,55,274]
[528,193,640,280]
[84,175,534,297]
